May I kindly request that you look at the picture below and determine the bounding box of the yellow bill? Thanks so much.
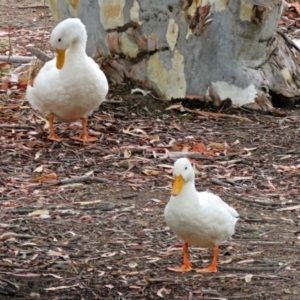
[56,49,66,69]
[171,175,184,196]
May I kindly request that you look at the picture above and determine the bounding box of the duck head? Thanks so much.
[50,18,87,69]
[171,158,195,196]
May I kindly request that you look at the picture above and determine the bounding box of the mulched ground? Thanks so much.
[1,1,300,299]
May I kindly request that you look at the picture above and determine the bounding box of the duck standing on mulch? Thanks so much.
[26,18,108,142]
[164,157,239,272]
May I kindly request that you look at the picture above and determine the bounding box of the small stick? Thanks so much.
[185,108,253,122]
[122,193,138,199]
[0,178,5,186]
[1,203,116,214]
[169,152,214,160]
[59,176,112,185]
[242,218,272,223]
[211,178,235,186]
[228,195,288,207]
[27,46,51,62]
[0,233,47,241]
[220,266,278,272]
[238,241,283,245]
[103,100,123,104]
[277,204,300,211]
[0,208,32,214]
[16,5,48,9]
[0,124,35,130]
[144,276,179,285]
[0,55,34,64]
[0,278,19,291]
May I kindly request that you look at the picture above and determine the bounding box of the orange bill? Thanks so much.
[56,49,66,69]
[171,175,184,196]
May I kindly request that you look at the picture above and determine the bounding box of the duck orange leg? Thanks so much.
[72,117,97,142]
[168,242,192,272]
[196,245,218,273]
[47,113,63,141]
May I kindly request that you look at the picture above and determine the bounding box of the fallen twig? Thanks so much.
[122,193,138,199]
[17,5,48,9]
[227,195,295,208]
[0,105,22,110]
[0,124,35,130]
[31,176,112,187]
[44,283,79,291]
[0,55,34,64]
[220,266,278,272]
[211,178,235,186]
[59,176,112,185]
[27,46,51,62]
[0,208,33,214]
[237,240,283,245]
[230,292,277,299]
[169,152,214,160]
[144,276,179,285]
[0,290,19,296]
[185,108,253,122]
[1,203,116,215]
[103,100,123,104]
[0,232,47,241]
[0,178,5,186]
[277,204,300,211]
[0,278,20,291]
[202,289,222,297]
[242,218,275,223]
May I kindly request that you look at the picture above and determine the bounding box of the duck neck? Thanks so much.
[181,181,197,196]
[67,42,86,56]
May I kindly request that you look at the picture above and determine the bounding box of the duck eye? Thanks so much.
[185,166,188,170]
[58,38,62,42]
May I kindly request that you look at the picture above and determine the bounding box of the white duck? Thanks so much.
[164,158,239,272]
[26,18,108,142]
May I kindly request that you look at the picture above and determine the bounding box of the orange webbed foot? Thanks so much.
[71,134,98,142]
[195,265,217,273]
[168,263,192,272]
[72,117,98,142]
[168,242,192,272]
[47,113,63,141]
[47,133,64,142]
[195,245,219,273]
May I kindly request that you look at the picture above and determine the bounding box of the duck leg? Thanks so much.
[168,242,192,272]
[196,245,218,273]
[47,113,63,141]
[72,117,97,142]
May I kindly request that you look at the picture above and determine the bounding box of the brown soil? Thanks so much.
[0,1,300,300]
